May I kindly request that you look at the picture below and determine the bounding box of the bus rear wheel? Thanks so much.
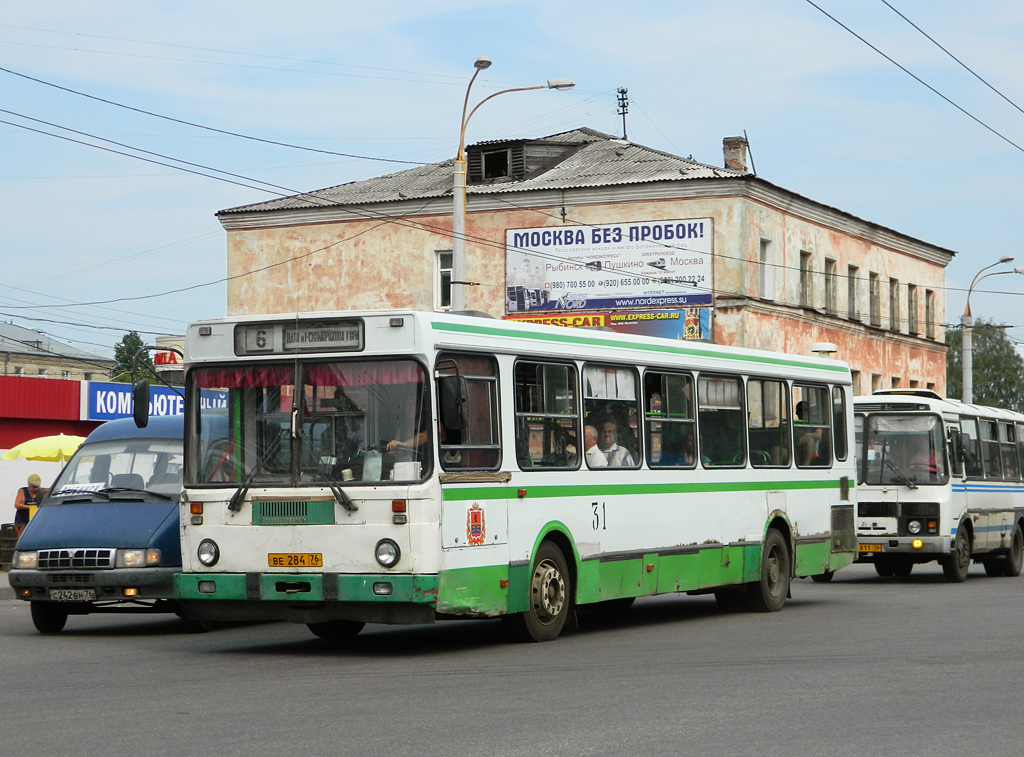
[30,602,69,634]
[746,528,790,613]
[941,528,970,583]
[1003,523,1024,577]
[505,541,572,642]
[307,619,365,639]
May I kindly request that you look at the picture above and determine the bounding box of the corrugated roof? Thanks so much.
[0,322,111,362]
[218,128,745,215]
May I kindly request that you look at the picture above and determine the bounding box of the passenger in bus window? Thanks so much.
[659,424,695,466]
[586,417,635,467]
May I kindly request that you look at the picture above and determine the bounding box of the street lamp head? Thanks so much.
[999,254,1014,263]
[546,78,575,91]
[474,56,492,71]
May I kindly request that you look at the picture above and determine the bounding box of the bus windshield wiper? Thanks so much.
[884,458,918,489]
[227,464,261,512]
[299,433,357,512]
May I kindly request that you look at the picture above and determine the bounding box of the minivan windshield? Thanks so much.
[48,439,183,501]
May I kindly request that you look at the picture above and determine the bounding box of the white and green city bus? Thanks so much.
[854,390,1024,581]
[166,310,856,641]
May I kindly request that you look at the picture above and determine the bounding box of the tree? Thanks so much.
[945,319,1024,411]
[111,331,155,384]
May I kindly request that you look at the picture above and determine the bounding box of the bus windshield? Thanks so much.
[857,413,947,486]
[189,359,429,486]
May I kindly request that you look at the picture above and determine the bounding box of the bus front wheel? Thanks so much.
[746,528,790,613]
[941,528,970,583]
[505,541,572,642]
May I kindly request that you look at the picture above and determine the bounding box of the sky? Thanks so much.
[3,0,1024,362]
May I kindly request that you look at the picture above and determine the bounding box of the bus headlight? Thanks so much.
[13,551,37,570]
[375,539,401,568]
[908,520,922,535]
[197,539,220,567]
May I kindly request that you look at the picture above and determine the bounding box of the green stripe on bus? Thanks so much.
[441,478,840,502]
[430,321,849,374]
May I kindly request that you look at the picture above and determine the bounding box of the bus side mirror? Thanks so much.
[439,375,468,431]
[133,380,150,428]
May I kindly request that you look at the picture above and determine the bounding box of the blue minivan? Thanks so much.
[8,415,198,633]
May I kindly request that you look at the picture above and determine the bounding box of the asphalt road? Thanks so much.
[2,562,1022,757]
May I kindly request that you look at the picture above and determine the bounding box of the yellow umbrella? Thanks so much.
[1,433,86,463]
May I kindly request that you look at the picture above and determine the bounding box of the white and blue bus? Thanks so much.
[165,310,856,641]
[854,390,1024,581]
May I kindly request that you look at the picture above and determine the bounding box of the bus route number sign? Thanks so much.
[268,553,323,568]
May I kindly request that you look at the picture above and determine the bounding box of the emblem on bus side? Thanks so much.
[467,503,486,546]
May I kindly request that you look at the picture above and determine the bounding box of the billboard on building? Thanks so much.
[505,308,712,341]
[505,219,713,313]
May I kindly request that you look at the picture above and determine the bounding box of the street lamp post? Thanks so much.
[961,255,1023,403]
[451,57,574,312]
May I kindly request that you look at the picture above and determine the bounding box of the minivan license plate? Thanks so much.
[49,589,96,602]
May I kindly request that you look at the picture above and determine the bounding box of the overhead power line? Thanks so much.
[0,65,429,165]
[802,0,1024,155]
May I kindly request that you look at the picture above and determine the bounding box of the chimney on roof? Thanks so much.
[722,136,748,173]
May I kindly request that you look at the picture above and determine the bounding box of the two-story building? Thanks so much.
[215,128,951,394]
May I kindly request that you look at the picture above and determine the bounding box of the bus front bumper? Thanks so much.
[174,572,440,625]
[855,535,951,560]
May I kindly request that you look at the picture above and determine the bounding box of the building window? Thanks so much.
[799,251,812,308]
[825,259,837,315]
[12,366,23,376]
[891,377,901,389]
[848,264,860,321]
[84,373,93,381]
[869,273,881,327]
[435,249,452,311]
[871,373,882,393]
[907,285,919,335]
[889,278,900,331]
[482,149,510,180]
[851,370,861,396]
[925,289,936,339]
[758,239,774,300]
[38,368,47,378]
[926,381,936,392]
[909,379,919,388]
[61,370,71,379]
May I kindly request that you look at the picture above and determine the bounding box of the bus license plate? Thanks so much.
[268,553,323,568]
[858,543,882,553]
[49,589,96,602]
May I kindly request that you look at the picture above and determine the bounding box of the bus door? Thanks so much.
[436,354,508,565]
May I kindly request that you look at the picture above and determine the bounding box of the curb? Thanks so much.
[1,567,15,600]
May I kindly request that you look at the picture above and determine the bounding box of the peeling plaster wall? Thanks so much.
[223,189,949,395]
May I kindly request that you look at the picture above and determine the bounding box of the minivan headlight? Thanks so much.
[13,551,37,570]
[117,549,161,567]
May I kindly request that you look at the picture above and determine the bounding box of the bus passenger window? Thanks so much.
[747,378,790,468]
[583,364,640,469]
[698,375,744,467]
[645,372,695,468]
[960,418,983,478]
[435,353,501,471]
[514,361,579,470]
[793,385,832,467]
[981,420,1001,479]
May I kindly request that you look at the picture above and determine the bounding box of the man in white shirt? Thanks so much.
[587,420,635,467]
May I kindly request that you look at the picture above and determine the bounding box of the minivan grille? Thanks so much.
[37,549,114,570]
